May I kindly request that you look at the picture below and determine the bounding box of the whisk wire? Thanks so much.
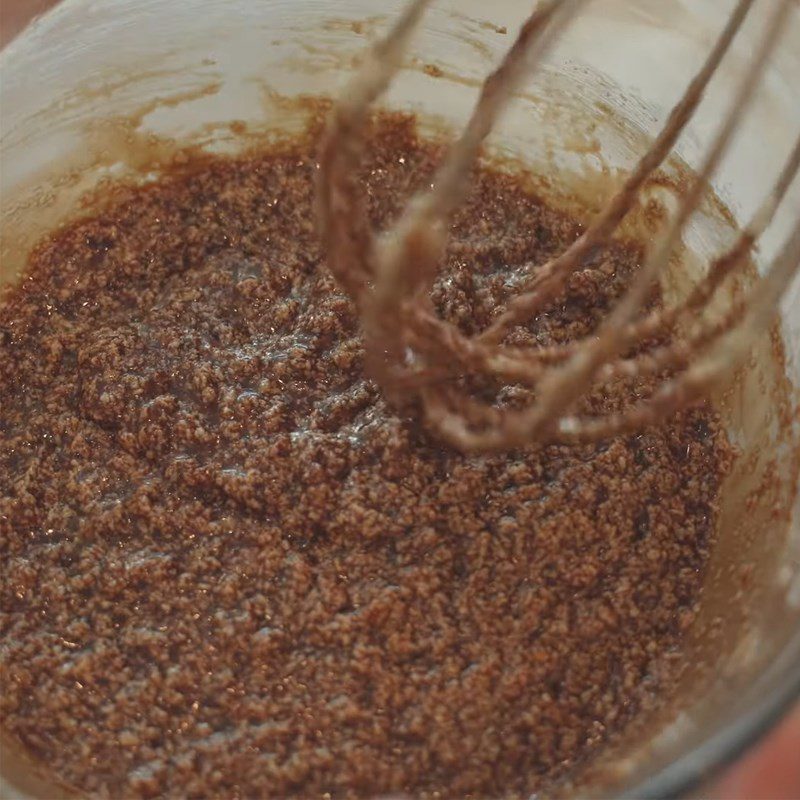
[479,0,759,345]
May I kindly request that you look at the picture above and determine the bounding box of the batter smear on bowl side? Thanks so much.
[0,113,732,798]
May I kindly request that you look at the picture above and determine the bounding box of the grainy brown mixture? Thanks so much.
[0,114,731,799]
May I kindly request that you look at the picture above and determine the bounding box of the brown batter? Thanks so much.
[0,113,731,798]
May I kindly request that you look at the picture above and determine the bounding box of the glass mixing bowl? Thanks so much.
[2,1,799,797]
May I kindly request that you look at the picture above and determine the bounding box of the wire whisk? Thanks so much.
[316,0,800,452]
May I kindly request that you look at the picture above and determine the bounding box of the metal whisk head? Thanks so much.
[316,0,800,452]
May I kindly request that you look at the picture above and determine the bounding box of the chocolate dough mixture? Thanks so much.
[0,114,731,798]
